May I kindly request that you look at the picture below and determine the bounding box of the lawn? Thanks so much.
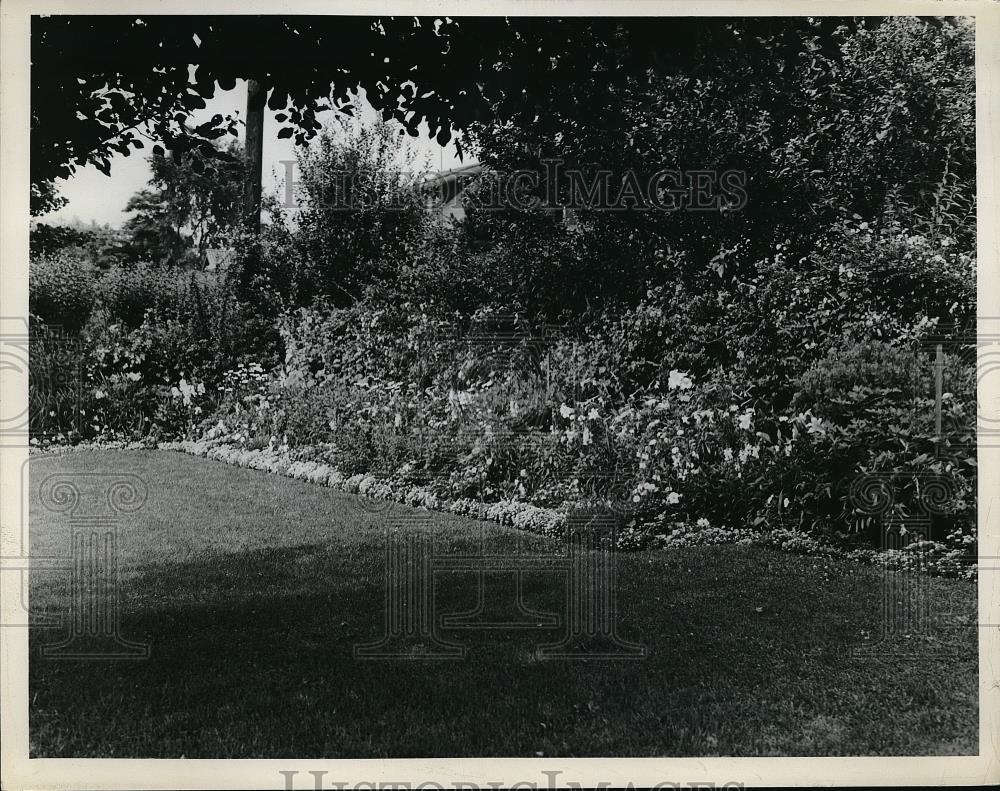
[28,450,978,757]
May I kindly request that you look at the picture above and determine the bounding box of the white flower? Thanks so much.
[587,408,599,420]
[665,491,682,505]
[667,370,693,390]
[696,517,710,528]
[559,403,574,418]
[738,409,754,431]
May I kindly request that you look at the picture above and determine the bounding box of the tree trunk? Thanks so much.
[243,78,266,234]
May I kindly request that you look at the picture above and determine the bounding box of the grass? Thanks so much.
[28,450,978,757]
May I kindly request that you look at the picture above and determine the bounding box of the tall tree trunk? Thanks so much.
[243,78,266,234]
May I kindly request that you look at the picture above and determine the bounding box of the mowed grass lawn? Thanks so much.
[28,451,978,757]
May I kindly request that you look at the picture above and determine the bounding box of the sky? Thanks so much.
[41,80,470,229]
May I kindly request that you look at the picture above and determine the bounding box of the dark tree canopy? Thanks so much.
[31,15,473,188]
[31,15,891,202]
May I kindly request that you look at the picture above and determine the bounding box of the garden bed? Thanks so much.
[158,436,977,579]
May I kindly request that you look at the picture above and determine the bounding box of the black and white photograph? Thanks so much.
[1,2,997,789]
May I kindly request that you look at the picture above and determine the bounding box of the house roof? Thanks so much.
[204,248,238,271]
[421,163,484,205]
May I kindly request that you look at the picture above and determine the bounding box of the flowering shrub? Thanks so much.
[30,249,976,578]
[191,297,976,576]
[28,258,280,444]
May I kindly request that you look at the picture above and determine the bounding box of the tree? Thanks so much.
[31,16,864,211]
[273,117,430,305]
[458,17,973,304]
[151,143,245,259]
[30,16,477,189]
[121,144,245,266]
[121,189,183,265]
[30,180,68,217]
[29,221,129,268]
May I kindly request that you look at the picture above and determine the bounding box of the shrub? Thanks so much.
[29,320,88,441]
[29,253,96,333]
[280,118,431,307]
[793,340,920,420]
[96,263,194,329]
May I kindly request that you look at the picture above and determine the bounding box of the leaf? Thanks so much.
[277,127,294,139]
[268,89,288,111]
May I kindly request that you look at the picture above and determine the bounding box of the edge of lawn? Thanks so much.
[30,438,976,581]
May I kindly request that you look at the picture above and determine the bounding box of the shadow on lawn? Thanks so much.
[29,537,978,758]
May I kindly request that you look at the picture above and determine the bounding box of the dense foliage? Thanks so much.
[29,17,977,573]
[122,144,245,266]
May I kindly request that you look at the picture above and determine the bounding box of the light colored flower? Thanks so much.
[667,370,693,390]
[807,415,827,436]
